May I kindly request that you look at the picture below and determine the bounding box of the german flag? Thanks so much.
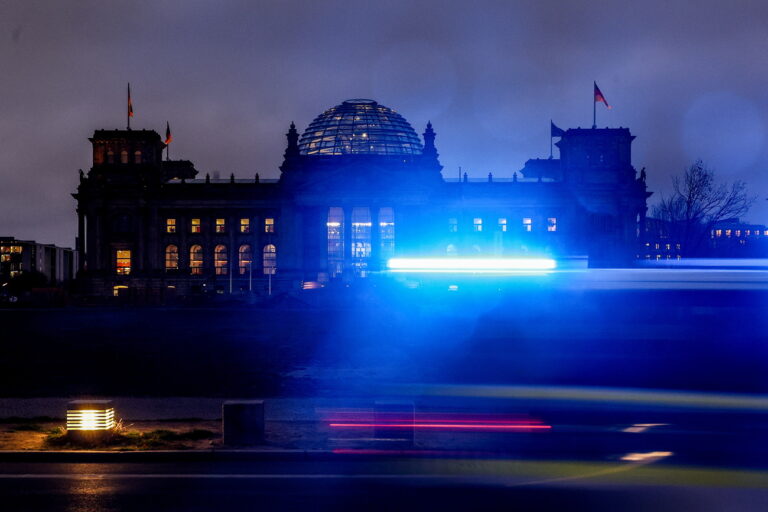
[594,82,611,109]
[128,83,134,118]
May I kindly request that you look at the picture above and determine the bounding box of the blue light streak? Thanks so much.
[386,257,557,273]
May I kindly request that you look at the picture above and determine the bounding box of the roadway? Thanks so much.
[2,453,767,511]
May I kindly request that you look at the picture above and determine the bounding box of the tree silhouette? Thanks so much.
[653,160,755,256]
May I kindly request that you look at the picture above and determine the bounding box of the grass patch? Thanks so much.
[44,423,217,450]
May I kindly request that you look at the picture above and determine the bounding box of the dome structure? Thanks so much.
[298,99,423,156]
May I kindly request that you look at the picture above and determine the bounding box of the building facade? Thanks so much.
[73,99,650,298]
[0,237,77,284]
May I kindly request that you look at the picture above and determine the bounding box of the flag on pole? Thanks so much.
[594,82,611,109]
[551,120,565,137]
[165,121,173,145]
[128,83,134,117]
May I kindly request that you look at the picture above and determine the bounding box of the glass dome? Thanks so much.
[298,99,423,156]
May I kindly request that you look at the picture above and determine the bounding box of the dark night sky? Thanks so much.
[1,0,767,247]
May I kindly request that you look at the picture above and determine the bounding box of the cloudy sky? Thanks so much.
[1,0,767,247]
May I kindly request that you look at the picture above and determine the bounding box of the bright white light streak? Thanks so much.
[387,258,556,273]
[621,451,673,462]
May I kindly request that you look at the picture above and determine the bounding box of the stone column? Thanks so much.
[343,206,353,274]
[369,206,381,271]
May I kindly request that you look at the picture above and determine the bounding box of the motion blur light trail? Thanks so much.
[386,257,557,273]
[390,385,768,411]
[326,411,551,432]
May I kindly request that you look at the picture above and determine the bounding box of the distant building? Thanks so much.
[710,218,768,257]
[642,217,683,261]
[74,99,651,299]
[0,237,78,284]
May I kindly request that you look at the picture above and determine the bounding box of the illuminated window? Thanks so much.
[264,218,275,233]
[113,285,128,297]
[191,218,201,233]
[327,207,344,277]
[523,218,532,232]
[379,207,395,262]
[676,243,681,250]
[764,230,768,236]
[214,245,228,275]
[107,150,114,163]
[115,250,131,275]
[134,150,142,164]
[352,207,371,275]
[656,254,661,260]
[238,244,252,275]
[240,218,250,233]
[735,230,741,237]
[216,218,226,233]
[655,243,660,250]
[547,217,557,232]
[164,245,178,270]
[665,243,671,250]
[190,245,203,275]
[745,230,751,236]
[166,218,176,233]
[498,218,507,232]
[715,229,722,237]
[725,229,732,237]
[263,244,276,275]
[448,218,458,233]
[120,150,128,164]
[473,218,483,232]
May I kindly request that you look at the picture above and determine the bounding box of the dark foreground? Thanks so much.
[2,275,768,397]
[2,455,767,512]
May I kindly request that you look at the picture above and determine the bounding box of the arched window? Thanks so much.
[263,244,276,275]
[165,245,179,271]
[327,207,344,277]
[238,244,252,275]
[120,150,128,164]
[379,206,395,261]
[214,245,228,275]
[446,244,458,257]
[134,150,142,164]
[189,245,203,275]
[107,150,115,163]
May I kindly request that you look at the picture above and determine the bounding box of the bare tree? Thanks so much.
[652,160,755,256]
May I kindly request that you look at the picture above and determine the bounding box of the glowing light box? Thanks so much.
[387,257,557,273]
[66,400,116,431]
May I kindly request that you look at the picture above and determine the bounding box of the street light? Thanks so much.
[67,400,116,433]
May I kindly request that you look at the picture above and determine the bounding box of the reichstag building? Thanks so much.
[74,99,650,298]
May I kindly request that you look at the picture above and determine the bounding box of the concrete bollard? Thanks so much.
[374,400,415,447]
[222,400,265,446]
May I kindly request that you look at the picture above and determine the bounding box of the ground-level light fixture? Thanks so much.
[66,400,116,433]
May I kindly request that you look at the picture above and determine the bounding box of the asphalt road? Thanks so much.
[1,456,767,511]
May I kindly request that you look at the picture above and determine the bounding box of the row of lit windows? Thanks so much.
[0,245,23,253]
[450,217,557,233]
[116,244,277,276]
[166,217,275,234]
[645,242,681,250]
[106,150,143,164]
[644,254,682,260]
[712,229,768,238]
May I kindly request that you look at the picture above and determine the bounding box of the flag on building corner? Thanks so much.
[165,122,172,145]
[128,83,134,118]
[594,82,611,109]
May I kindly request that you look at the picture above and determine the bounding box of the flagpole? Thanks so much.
[127,83,131,130]
[549,120,553,158]
[592,82,596,129]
